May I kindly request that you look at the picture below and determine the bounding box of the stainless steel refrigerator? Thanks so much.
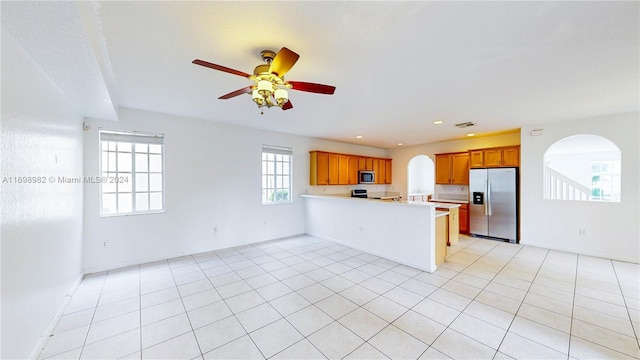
[469,168,518,242]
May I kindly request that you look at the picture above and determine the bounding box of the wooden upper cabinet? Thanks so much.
[470,146,520,168]
[378,159,387,184]
[469,150,484,168]
[348,156,359,185]
[310,151,392,185]
[358,157,366,171]
[309,151,329,185]
[435,154,453,184]
[484,148,503,167]
[451,153,469,184]
[385,159,392,184]
[365,158,373,171]
[436,152,469,185]
[328,153,339,185]
[502,146,520,167]
[338,155,349,185]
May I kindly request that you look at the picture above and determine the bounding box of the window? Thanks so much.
[100,130,165,216]
[262,145,292,204]
[590,160,621,201]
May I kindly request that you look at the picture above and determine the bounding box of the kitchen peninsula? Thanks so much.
[301,194,443,272]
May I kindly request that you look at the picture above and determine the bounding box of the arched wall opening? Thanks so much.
[407,155,434,201]
[543,134,621,202]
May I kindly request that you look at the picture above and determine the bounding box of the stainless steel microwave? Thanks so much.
[358,171,375,184]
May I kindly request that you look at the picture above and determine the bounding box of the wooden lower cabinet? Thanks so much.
[459,203,469,234]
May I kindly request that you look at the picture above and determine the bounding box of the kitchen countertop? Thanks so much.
[300,194,438,208]
[430,202,461,209]
[429,198,469,204]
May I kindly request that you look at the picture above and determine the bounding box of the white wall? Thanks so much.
[82,108,387,272]
[1,31,84,359]
[520,112,640,263]
[304,196,437,272]
[387,131,521,198]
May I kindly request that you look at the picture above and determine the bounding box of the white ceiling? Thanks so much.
[2,1,638,148]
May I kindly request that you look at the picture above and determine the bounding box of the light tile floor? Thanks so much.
[39,235,640,359]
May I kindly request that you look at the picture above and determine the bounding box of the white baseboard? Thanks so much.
[30,273,84,360]
[82,233,308,274]
[519,240,640,264]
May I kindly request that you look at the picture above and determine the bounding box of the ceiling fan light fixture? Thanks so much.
[275,88,289,106]
[252,90,264,105]
[257,80,273,96]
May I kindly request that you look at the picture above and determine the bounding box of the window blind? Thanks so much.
[262,145,292,156]
[100,130,164,145]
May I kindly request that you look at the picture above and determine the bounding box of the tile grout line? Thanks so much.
[566,248,580,360]
[611,260,640,345]
[418,240,525,359]
[76,272,108,360]
[166,257,208,359]
[138,264,142,360]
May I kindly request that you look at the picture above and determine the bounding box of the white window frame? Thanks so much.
[262,145,293,205]
[590,159,621,202]
[99,129,165,216]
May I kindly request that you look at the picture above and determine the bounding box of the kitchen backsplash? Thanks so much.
[434,184,469,200]
[306,184,388,196]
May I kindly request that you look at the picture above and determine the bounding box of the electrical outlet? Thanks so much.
[103,241,107,247]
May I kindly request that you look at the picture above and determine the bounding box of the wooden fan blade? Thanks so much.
[218,86,253,99]
[192,59,251,78]
[269,47,300,77]
[282,100,293,110]
[288,81,336,94]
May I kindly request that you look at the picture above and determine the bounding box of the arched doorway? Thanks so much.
[407,155,435,201]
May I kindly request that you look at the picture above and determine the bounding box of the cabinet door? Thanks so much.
[459,207,469,234]
[316,152,329,185]
[469,150,484,168]
[328,153,339,185]
[348,156,359,185]
[358,157,366,171]
[378,159,386,184]
[385,159,392,184]
[451,153,469,184]
[484,149,502,167]
[372,159,380,184]
[502,146,519,167]
[435,155,452,184]
[365,158,373,171]
[338,155,349,185]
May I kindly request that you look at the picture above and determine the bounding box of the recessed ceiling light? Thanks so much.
[433,120,444,125]
[466,133,475,137]
[397,143,404,146]
[356,135,363,139]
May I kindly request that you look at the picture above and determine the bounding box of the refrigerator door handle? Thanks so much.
[487,180,492,216]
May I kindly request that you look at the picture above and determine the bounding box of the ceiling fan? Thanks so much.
[192,47,336,112]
